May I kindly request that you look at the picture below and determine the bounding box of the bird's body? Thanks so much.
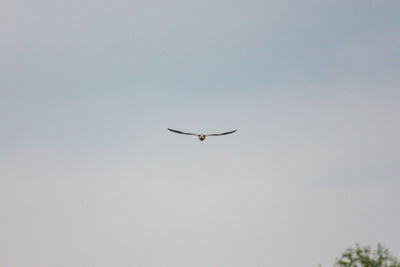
[167,128,236,141]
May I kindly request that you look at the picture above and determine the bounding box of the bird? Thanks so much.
[167,128,237,141]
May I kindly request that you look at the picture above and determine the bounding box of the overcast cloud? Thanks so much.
[1,0,400,266]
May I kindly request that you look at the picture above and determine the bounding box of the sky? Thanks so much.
[1,0,400,266]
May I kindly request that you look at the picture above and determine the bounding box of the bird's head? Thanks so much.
[199,135,206,141]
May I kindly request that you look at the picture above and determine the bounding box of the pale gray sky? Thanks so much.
[1,0,400,266]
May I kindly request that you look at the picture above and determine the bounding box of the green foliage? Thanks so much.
[335,243,400,267]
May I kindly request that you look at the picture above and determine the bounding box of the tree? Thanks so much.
[335,243,400,267]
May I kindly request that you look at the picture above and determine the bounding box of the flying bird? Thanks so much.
[167,128,237,141]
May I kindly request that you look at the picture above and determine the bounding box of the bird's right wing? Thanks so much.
[206,130,237,136]
[167,128,199,136]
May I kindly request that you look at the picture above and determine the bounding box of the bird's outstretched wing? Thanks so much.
[206,130,237,136]
[168,128,199,136]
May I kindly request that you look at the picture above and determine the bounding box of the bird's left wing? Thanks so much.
[206,130,237,136]
[167,128,199,136]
